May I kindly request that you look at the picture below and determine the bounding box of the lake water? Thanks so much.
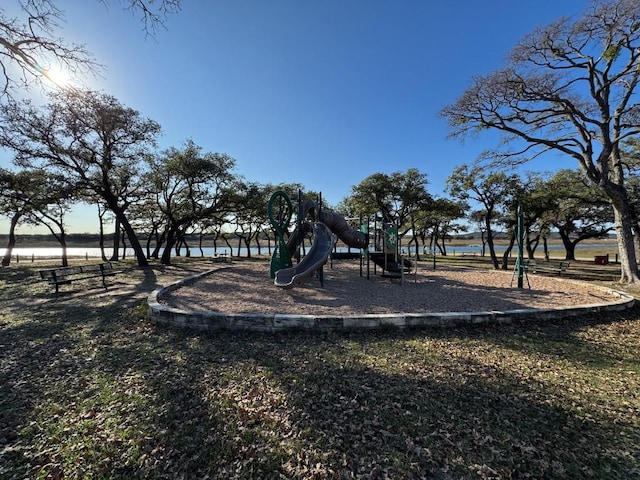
[0,243,616,260]
[0,246,236,260]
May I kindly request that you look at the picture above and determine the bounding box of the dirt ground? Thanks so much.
[160,259,621,315]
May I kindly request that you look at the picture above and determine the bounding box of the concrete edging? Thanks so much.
[147,268,636,332]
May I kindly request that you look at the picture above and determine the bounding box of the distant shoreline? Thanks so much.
[0,233,112,248]
[0,233,618,249]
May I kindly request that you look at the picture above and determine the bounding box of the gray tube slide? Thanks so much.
[274,222,334,289]
[286,204,368,255]
[318,210,368,249]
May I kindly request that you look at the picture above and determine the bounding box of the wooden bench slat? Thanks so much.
[523,260,570,276]
[38,262,122,294]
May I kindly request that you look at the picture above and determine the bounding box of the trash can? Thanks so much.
[594,255,609,265]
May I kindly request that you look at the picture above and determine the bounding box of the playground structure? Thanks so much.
[268,190,368,288]
[151,199,635,331]
[366,214,415,280]
[267,190,415,289]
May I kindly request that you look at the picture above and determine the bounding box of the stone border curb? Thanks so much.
[147,268,636,332]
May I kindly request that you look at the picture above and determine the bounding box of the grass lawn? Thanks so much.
[1,258,639,479]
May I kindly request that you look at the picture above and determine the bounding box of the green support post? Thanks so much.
[267,190,293,279]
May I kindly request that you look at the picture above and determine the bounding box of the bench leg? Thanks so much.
[99,266,108,289]
[52,273,60,294]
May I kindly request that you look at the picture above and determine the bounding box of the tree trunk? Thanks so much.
[110,217,121,262]
[60,230,69,267]
[525,233,539,259]
[599,178,640,283]
[98,211,108,262]
[602,162,640,283]
[414,235,422,260]
[161,227,177,265]
[543,236,549,261]
[183,236,191,257]
[151,228,166,259]
[2,213,21,266]
[632,223,640,259]
[113,211,148,267]
[557,229,576,261]
[198,232,205,257]
[612,204,640,283]
[264,230,272,255]
[100,193,149,267]
[120,228,127,259]
[484,214,499,269]
[501,233,516,270]
[145,232,153,259]
[223,236,234,256]
[438,235,447,256]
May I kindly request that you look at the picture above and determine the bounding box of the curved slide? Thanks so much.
[286,203,368,256]
[318,210,368,249]
[274,222,335,289]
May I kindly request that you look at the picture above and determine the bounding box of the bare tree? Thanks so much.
[0,0,180,99]
[441,0,640,283]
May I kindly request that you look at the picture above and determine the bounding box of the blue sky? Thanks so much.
[1,0,588,234]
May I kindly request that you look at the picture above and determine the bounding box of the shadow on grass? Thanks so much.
[74,312,640,477]
[0,261,165,476]
[2,260,639,478]
[476,305,640,371]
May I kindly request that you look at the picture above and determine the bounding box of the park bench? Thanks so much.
[39,262,122,294]
[211,252,232,263]
[523,259,571,276]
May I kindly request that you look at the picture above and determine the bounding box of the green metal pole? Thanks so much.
[517,204,524,289]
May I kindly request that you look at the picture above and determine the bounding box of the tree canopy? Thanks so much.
[447,165,519,269]
[0,89,161,267]
[347,168,432,232]
[441,0,640,282]
[148,140,236,265]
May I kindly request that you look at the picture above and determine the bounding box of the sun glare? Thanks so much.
[40,65,74,89]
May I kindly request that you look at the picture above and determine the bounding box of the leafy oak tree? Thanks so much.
[229,181,269,258]
[543,169,614,260]
[441,0,640,283]
[517,172,555,260]
[0,89,160,267]
[347,168,432,250]
[0,168,37,265]
[446,165,519,269]
[414,197,467,257]
[0,167,76,266]
[21,171,77,266]
[148,140,236,265]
